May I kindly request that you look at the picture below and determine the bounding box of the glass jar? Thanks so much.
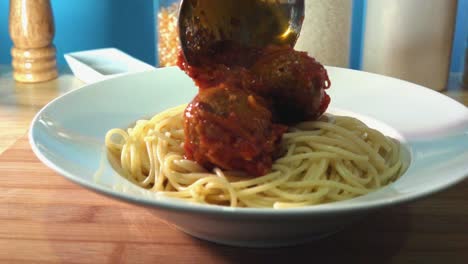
[157,0,181,67]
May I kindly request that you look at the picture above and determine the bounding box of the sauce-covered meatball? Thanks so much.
[251,45,331,124]
[184,84,286,176]
[178,42,331,177]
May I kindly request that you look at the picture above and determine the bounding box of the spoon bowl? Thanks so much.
[178,0,305,65]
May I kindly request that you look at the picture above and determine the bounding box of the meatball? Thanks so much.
[177,45,262,90]
[184,84,286,176]
[251,45,331,124]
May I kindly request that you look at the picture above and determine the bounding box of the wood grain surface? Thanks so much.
[0,136,467,264]
[0,65,82,154]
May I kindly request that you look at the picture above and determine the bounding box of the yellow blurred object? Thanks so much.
[158,2,180,67]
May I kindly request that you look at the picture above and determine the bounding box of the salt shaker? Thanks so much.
[9,0,58,83]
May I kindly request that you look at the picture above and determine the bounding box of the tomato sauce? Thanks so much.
[178,42,331,176]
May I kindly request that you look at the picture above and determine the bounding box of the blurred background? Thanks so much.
[0,0,466,91]
[0,0,156,66]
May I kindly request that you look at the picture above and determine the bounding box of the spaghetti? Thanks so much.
[105,105,405,208]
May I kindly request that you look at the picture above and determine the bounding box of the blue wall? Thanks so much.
[0,1,10,63]
[0,0,466,74]
[450,0,468,73]
[349,0,367,70]
[0,0,156,66]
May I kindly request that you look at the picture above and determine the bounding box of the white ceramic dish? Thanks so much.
[64,48,155,84]
[29,66,468,247]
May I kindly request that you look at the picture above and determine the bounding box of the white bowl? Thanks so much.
[29,66,468,247]
[64,48,155,84]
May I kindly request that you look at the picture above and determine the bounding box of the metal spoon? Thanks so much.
[178,0,305,65]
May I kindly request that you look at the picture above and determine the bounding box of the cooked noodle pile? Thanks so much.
[105,105,404,208]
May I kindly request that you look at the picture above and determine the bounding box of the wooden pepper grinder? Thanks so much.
[9,0,58,83]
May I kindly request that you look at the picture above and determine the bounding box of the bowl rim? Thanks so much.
[28,66,468,217]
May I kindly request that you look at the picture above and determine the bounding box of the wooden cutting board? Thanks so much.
[1,136,467,263]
